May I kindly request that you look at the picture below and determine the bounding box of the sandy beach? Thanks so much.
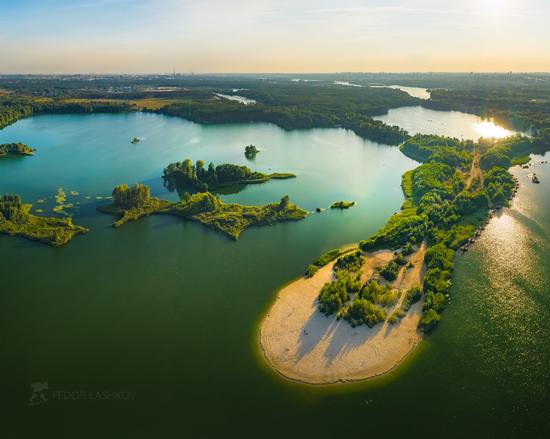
[259,244,427,385]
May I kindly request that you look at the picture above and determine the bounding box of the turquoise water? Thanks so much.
[1,112,548,437]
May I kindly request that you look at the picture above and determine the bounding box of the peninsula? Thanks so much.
[260,132,536,384]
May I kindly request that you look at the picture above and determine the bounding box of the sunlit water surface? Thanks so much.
[1,111,548,437]
[375,105,517,140]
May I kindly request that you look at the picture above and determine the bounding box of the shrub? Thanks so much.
[419,308,441,332]
[380,261,399,281]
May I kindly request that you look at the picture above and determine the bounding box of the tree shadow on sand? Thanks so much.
[323,320,388,368]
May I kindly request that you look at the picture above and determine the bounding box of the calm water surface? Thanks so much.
[371,85,431,99]
[1,111,548,437]
[214,93,256,105]
[375,105,517,140]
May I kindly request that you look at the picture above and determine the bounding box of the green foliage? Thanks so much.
[334,250,364,274]
[424,292,447,312]
[163,158,295,192]
[480,135,536,171]
[401,134,473,170]
[418,192,459,228]
[425,243,455,271]
[306,248,346,277]
[330,201,355,209]
[318,278,350,315]
[480,150,511,170]
[99,186,308,240]
[0,142,35,157]
[380,261,399,281]
[244,144,259,158]
[419,308,441,332]
[313,249,344,267]
[305,264,319,278]
[112,183,151,208]
[360,214,428,251]
[394,253,407,266]
[401,286,422,312]
[484,167,515,205]
[342,297,387,328]
[453,190,489,215]
[360,280,399,307]
[402,242,414,256]
[0,194,88,246]
[411,162,464,201]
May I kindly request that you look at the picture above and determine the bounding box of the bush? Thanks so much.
[453,190,489,215]
[334,250,364,274]
[419,308,441,332]
[425,243,454,271]
[343,297,386,328]
[318,279,349,315]
[305,264,318,278]
[380,261,399,281]
[401,286,422,312]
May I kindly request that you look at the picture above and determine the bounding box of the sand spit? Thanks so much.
[259,245,427,385]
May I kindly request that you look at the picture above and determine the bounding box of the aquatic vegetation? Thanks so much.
[98,184,308,240]
[0,194,88,246]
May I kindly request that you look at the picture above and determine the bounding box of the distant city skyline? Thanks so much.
[1,0,549,73]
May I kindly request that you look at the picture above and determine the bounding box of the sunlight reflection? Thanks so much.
[475,120,514,139]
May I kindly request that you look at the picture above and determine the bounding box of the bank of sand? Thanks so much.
[259,244,427,385]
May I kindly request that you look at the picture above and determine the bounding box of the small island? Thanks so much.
[0,142,35,157]
[163,159,295,193]
[244,144,259,159]
[0,194,88,246]
[98,183,308,240]
[131,137,140,144]
[330,201,355,209]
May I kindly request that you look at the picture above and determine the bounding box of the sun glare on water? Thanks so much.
[475,120,513,139]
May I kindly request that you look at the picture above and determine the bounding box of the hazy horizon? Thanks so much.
[1,0,550,74]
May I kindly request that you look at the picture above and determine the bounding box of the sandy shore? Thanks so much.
[259,244,427,385]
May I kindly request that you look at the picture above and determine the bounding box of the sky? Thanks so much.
[0,0,549,74]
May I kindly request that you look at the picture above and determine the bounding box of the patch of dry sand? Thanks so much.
[259,244,427,385]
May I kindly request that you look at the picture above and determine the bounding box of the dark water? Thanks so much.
[1,113,548,438]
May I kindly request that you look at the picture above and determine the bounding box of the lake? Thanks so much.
[374,105,517,140]
[1,110,548,437]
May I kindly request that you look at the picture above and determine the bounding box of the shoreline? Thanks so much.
[259,245,427,385]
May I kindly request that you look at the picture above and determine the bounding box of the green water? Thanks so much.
[1,113,548,437]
